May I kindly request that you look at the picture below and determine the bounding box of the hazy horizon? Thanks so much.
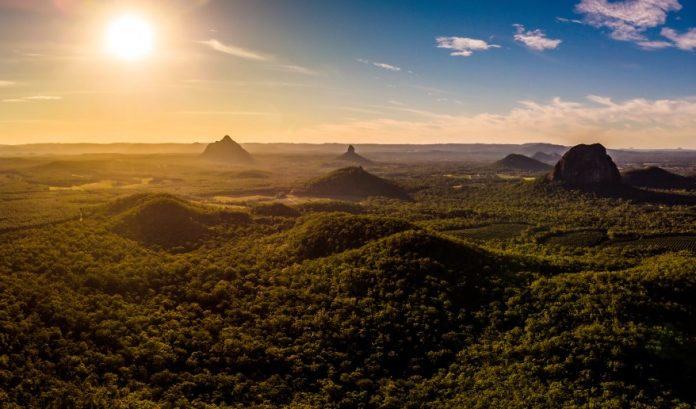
[0,0,695,148]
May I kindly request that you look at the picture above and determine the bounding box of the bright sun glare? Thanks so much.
[105,15,155,61]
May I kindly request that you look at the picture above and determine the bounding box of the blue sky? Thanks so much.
[200,0,696,108]
[0,0,695,147]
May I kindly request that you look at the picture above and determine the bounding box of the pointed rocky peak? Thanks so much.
[336,144,374,165]
[200,135,254,164]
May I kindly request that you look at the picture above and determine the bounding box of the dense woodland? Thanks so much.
[1,153,695,407]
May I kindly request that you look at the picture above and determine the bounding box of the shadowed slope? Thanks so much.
[108,194,249,250]
[623,167,696,190]
[495,154,552,172]
[299,166,410,200]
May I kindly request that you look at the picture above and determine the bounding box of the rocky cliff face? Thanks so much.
[550,143,621,185]
[200,135,254,164]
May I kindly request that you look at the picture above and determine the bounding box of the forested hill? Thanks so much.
[1,193,695,407]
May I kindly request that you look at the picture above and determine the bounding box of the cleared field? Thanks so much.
[605,235,696,252]
[543,229,608,247]
[446,223,530,241]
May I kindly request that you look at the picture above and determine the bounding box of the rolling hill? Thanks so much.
[623,167,695,190]
[299,166,411,200]
[495,154,552,172]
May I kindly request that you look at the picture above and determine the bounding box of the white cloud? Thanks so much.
[556,17,584,24]
[574,1,696,52]
[373,62,401,71]
[661,27,696,50]
[197,39,270,61]
[356,59,402,72]
[436,36,500,57]
[0,80,15,87]
[3,95,62,102]
[25,95,62,100]
[636,39,673,49]
[586,95,615,106]
[295,95,696,148]
[513,24,562,51]
[575,0,681,41]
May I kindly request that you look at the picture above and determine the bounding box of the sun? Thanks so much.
[105,15,155,61]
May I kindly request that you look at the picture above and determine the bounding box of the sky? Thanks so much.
[0,0,695,148]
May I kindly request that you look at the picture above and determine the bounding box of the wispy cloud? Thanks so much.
[356,58,402,72]
[636,39,673,49]
[436,36,500,57]
[661,27,696,51]
[275,64,322,76]
[197,39,322,75]
[513,24,562,51]
[297,95,696,147]
[575,0,681,42]
[3,95,62,102]
[197,39,270,61]
[556,17,584,24]
[373,62,401,71]
[0,80,15,87]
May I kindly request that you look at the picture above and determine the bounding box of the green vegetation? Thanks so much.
[542,229,608,247]
[281,213,415,260]
[300,166,411,200]
[0,153,695,407]
[109,194,250,251]
[445,222,530,241]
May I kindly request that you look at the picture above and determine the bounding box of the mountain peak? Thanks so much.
[336,144,374,165]
[550,143,621,186]
[200,135,254,163]
[299,166,410,200]
[495,153,551,172]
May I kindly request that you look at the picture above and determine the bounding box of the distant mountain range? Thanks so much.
[1,142,695,164]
